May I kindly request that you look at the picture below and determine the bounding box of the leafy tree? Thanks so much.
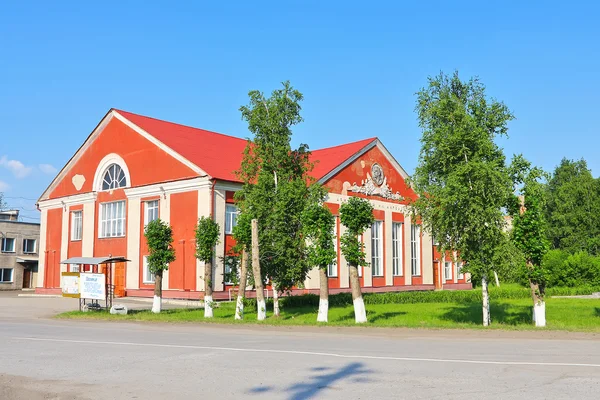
[302,186,337,322]
[339,196,374,323]
[545,158,600,255]
[232,212,252,320]
[235,81,316,317]
[195,216,220,318]
[144,219,176,313]
[508,155,550,327]
[411,71,514,326]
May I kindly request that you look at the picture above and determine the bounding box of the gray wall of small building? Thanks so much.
[0,220,41,290]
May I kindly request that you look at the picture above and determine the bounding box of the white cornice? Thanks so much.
[214,181,243,192]
[38,192,98,210]
[125,177,212,198]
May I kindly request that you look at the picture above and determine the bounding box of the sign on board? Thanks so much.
[79,273,106,300]
[61,272,80,298]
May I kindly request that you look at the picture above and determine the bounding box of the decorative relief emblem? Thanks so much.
[349,163,403,201]
[72,174,86,191]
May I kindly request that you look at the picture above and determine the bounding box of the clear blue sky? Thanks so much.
[1,1,599,222]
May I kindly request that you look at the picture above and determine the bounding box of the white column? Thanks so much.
[197,187,211,291]
[363,226,372,287]
[422,230,434,285]
[453,251,459,284]
[126,197,140,290]
[37,209,48,288]
[160,194,171,288]
[404,215,412,285]
[338,223,350,288]
[384,211,393,286]
[213,189,226,292]
[60,208,69,278]
[82,202,95,257]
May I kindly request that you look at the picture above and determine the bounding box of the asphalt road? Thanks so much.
[1,293,600,399]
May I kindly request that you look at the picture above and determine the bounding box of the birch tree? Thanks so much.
[411,71,514,326]
[195,216,220,318]
[233,212,252,320]
[509,155,550,327]
[144,219,176,313]
[339,196,374,324]
[235,81,315,317]
[302,187,337,322]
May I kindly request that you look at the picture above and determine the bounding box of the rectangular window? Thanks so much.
[392,222,403,276]
[1,238,15,253]
[0,268,13,282]
[145,200,159,226]
[327,218,338,277]
[371,221,383,276]
[70,264,80,273]
[410,224,421,276]
[225,205,239,234]
[100,201,126,238]
[71,211,82,241]
[23,239,36,254]
[457,261,464,280]
[444,261,452,281]
[143,256,155,283]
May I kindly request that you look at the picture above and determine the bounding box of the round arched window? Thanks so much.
[102,163,127,190]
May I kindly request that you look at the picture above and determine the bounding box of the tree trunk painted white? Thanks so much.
[481,274,490,326]
[204,295,214,318]
[251,219,266,321]
[349,265,367,323]
[317,268,329,323]
[273,285,280,317]
[533,301,546,327]
[152,272,163,314]
[235,250,249,320]
[493,270,500,287]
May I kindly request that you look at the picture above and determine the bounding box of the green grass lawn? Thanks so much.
[56,297,600,332]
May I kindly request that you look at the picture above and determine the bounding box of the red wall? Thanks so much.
[49,117,198,199]
[45,208,63,288]
[169,191,198,291]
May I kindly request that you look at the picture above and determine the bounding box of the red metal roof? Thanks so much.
[115,109,376,183]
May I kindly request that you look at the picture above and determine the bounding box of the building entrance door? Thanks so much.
[114,262,126,297]
[22,268,31,289]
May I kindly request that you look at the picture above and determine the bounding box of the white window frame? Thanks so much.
[70,264,80,273]
[225,204,239,234]
[327,218,338,277]
[371,221,383,277]
[1,238,15,253]
[22,239,37,254]
[392,222,403,276]
[0,268,13,282]
[71,211,82,241]
[144,200,159,226]
[444,261,452,281]
[457,261,464,279]
[410,224,421,276]
[143,256,155,284]
[101,163,127,191]
[99,201,126,238]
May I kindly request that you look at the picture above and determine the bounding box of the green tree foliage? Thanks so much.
[545,158,600,255]
[508,155,549,302]
[542,249,600,287]
[339,197,374,268]
[234,81,317,295]
[144,219,176,276]
[302,187,337,271]
[195,216,220,264]
[412,71,514,279]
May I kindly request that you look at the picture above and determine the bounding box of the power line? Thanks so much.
[3,196,38,201]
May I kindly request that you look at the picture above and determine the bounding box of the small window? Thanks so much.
[71,211,82,241]
[392,222,403,276]
[102,163,127,191]
[410,224,421,276]
[444,261,452,281]
[143,256,155,283]
[23,239,36,254]
[0,268,13,282]
[70,264,80,273]
[328,218,338,277]
[371,221,383,276]
[225,205,239,234]
[457,261,464,280]
[1,238,15,253]
[100,201,126,238]
[224,256,239,285]
[145,200,159,226]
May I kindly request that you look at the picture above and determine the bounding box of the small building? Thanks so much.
[36,109,470,298]
[0,210,40,290]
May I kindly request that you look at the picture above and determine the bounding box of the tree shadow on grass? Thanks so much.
[248,362,373,400]
[441,302,531,326]
[595,308,600,318]
[369,311,407,323]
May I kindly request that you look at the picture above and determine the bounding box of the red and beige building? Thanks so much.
[35,109,470,298]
